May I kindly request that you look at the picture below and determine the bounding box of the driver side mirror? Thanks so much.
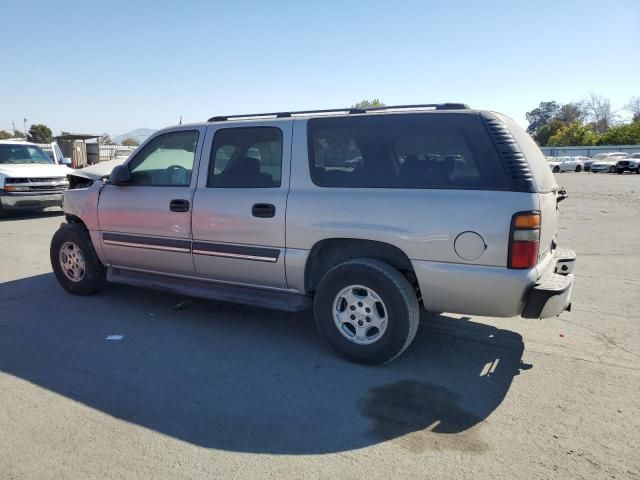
[109,164,131,185]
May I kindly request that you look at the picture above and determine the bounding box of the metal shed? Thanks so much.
[54,134,100,168]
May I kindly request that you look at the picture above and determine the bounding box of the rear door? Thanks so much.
[190,121,291,288]
[98,127,204,275]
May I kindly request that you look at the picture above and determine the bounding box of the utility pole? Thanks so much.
[12,121,16,135]
[23,118,28,138]
[179,115,182,125]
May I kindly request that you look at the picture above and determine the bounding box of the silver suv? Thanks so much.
[50,104,576,364]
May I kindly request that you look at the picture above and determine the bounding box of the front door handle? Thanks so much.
[170,199,190,212]
[252,203,275,218]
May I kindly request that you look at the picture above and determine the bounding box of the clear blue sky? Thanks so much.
[1,0,638,137]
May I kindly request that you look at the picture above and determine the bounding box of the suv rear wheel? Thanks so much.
[50,223,106,295]
[313,258,419,364]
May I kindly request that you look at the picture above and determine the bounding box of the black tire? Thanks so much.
[553,166,560,173]
[575,165,582,172]
[617,169,623,174]
[313,258,419,365]
[609,166,617,173]
[50,223,106,295]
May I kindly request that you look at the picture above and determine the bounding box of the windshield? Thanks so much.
[0,144,54,165]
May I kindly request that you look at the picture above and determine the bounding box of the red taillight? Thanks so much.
[509,212,541,269]
[510,241,539,268]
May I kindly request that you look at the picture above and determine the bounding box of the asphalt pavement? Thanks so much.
[0,172,638,479]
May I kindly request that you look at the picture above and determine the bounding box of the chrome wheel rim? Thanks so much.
[59,241,86,283]
[332,285,388,345]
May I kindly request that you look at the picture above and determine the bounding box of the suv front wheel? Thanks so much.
[50,223,106,295]
[313,259,420,364]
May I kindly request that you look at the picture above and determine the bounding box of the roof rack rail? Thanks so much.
[207,103,469,122]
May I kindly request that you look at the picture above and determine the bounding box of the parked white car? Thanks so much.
[548,156,585,173]
[112,149,133,161]
[590,153,630,173]
[0,139,72,212]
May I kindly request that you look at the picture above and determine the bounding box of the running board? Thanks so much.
[107,268,312,312]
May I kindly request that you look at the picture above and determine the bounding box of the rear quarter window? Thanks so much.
[493,113,558,193]
[307,113,510,190]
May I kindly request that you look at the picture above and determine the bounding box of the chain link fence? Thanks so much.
[541,145,640,157]
[97,144,138,162]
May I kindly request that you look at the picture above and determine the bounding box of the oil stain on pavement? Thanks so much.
[360,380,489,454]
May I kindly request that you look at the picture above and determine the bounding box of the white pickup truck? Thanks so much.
[0,139,72,213]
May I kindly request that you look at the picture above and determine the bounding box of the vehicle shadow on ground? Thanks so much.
[0,273,530,454]
[0,209,63,222]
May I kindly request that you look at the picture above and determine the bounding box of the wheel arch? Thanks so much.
[65,214,89,232]
[303,238,419,297]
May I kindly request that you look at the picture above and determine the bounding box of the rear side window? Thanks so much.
[307,114,509,190]
[208,127,282,188]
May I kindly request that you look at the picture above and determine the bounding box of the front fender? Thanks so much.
[63,180,103,231]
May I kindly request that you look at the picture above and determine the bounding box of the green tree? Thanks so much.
[534,120,564,146]
[99,133,113,145]
[548,122,598,146]
[352,99,386,109]
[12,130,26,139]
[121,137,139,146]
[555,103,584,124]
[596,122,640,145]
[525,101,560,137]
[0,130,13,140]
[27,124,53,143]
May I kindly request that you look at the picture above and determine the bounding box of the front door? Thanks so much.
[191,122,291,289]
[98,127,204,275]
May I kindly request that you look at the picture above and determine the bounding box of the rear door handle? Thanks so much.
[170,199,190,212]
[252,203,275,218]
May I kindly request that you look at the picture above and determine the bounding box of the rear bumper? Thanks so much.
[412,247,576,318]
[522,247,575,318]
[0,191,63,210]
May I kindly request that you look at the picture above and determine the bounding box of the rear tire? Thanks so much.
[553,166,560,173]
[50,223,106,295]
[609,166,617,173]
[313,258,419,365]
[575,165,582,172]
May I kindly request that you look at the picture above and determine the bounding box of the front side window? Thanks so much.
[208,127,282,188]
[0,145,53,165]
[308,114,509,190]
[127,130,199,186]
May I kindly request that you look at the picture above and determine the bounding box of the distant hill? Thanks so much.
[112,128,156,145]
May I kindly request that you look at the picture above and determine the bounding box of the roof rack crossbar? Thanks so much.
[207,103,469,122]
